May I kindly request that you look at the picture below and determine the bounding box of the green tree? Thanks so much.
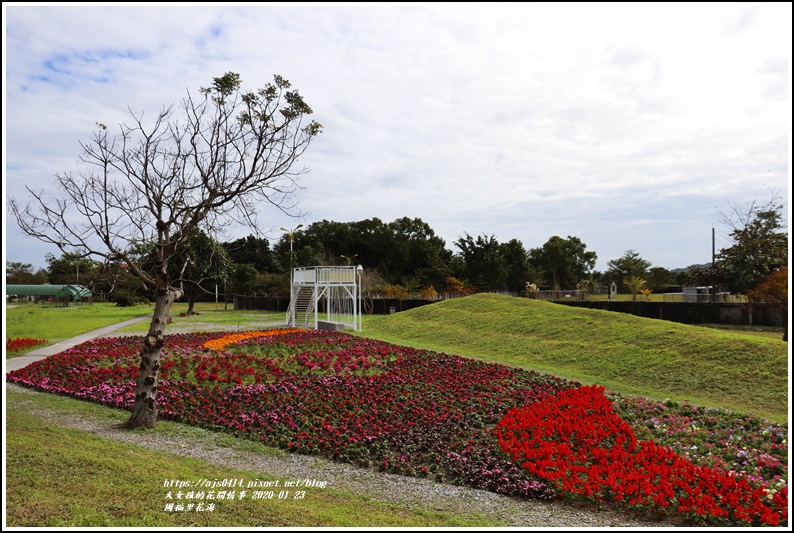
[101,242,162,304]
[606,250,651,292]
[223,235,279,273]
[6,261,47,285]
[528,236,597,291]
[277,219,347,271]
[45,252,98,286]
[170,230,232,314]
[454,233,507,291]
[388,217,451,286]
[501,238,533,293]
[646,266,675,292]
[11,72,321,429]
[256,272,290,299]
[713,197,788,294]
[279,217,450,287]
[623,275,646,301]
[674,269,693,287]
[229,263,260,297]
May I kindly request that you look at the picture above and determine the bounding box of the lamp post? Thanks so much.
[356,264,363,331]
[281,224,303,324]
[281,224,304,286]
[341,254,358,265]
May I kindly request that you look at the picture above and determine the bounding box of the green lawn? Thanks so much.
[5,302,151,353]
[360,294,789,423]
[114,305,285,334]
[4,302,283,357]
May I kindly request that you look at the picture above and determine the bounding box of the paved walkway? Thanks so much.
[5,315,152,373]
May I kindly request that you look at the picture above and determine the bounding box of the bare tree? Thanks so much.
[713,190,786,239]
[9,72,322,428]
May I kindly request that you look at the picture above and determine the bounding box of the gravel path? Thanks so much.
[7,382,678,528]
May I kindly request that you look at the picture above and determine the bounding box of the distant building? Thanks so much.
[6,284,93,305]
[682,286,726,303]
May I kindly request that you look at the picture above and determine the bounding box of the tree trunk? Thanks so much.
[184,281,199,315]
[123,283,181,429]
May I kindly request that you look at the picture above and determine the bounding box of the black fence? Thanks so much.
[234,296,289,312]
[233,296,434,315]
[233,295,784,328]
[552,300,784,327]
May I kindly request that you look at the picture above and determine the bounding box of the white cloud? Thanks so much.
[4,3,791,274]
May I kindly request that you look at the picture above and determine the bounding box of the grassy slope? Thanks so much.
[361,293,789,422]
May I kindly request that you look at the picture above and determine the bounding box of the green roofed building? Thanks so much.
[6,284,93,305]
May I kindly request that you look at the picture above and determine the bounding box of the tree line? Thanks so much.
[8,195,787,308]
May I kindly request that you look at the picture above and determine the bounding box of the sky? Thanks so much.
[3,2,791,274]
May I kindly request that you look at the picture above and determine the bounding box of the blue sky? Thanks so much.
[3,3,791,273]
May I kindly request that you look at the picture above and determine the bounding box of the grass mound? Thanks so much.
[363,294,788,421]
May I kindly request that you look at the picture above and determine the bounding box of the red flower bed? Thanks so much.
[6,330,567,500]
[6,330,788,527]
[495,384,787,526]
[6,337,48,352]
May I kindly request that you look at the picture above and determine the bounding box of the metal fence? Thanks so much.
[662,293,747,303]
[525,290,588,301]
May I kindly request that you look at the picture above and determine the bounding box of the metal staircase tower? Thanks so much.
[285,266,363,331]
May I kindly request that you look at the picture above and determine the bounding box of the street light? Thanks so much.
[341,254,358,265]
[280,224,304,289]
[356,264,363,331]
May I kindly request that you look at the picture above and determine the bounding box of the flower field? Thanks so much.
[497,385,787,526]
[6,329,788,526]
[6,337,48,353]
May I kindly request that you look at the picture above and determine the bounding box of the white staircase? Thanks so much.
[286,286,315,328]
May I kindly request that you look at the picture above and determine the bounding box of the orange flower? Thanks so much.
[203,328,298,351]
